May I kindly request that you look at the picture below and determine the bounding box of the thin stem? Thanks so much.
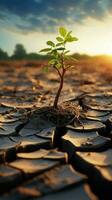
[53,75,63,109]
[53,68,66,109]
[53,43,66,109]
[53,66,62,78]
[65,65,73,70]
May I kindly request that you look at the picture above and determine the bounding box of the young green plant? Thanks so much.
[40,27,78,109]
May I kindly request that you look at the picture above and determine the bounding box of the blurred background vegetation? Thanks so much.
[1,43,112,62]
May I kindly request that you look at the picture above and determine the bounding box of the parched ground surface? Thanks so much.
[0,60,112,200]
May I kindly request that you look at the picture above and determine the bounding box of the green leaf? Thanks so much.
[66,36,78,42]
[47,41,55,47]
[72,37,78,41]
[69,56,78,61]
[56,42,63,47]
[48,59,57,65]
[59,27,67,37]
[64,55,70,60]
[56,37,63,42]
[64,50,70,55]
[65,55,78,61]
[64,31,72,43]
[56,47,65,51]
[50,49,58,55]
[56,63,62,69]
[43,66,49,72]
[40,48,51,53]
[66,31,72,38]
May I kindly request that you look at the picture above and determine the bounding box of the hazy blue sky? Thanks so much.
[0,0,112,55]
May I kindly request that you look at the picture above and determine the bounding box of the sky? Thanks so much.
[0,0,112,56]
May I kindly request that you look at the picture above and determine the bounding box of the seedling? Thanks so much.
[40,27,78,109]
